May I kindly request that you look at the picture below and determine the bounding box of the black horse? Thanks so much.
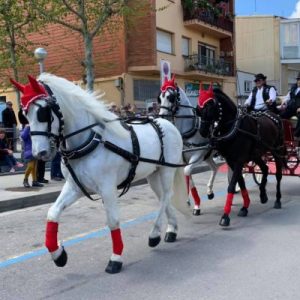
[198,86,286,227]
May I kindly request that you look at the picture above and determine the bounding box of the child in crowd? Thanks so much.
[21,125,43,187]
[0,129,23,172]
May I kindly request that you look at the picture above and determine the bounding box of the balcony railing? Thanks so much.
[184,54,233,76]
[182,3,233,33]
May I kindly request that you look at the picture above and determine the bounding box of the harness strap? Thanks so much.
[149,120,165,163]
[63,157,100,201]
[60,131,101,160]
[117,124,140,197]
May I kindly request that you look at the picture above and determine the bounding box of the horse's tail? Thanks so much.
[171,167,191,215]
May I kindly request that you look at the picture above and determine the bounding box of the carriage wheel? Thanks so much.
[252,173,262,186]
[286,155,299,171]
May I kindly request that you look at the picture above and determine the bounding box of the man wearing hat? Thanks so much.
[280,72,300,137]
[1,101,17,150]
[244,73,277,112]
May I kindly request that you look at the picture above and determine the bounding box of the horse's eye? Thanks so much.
[157,96,161,104]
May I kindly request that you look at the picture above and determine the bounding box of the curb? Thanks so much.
[0,163,224,213]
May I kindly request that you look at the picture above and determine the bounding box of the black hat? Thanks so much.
[296,72,300,80]
[254,73,267,82]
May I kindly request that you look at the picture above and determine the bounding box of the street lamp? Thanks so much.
[34,47,48,74]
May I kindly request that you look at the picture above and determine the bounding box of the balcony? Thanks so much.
[182,2,233,38]
[184,54,233,76]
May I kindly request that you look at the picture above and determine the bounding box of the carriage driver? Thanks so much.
[244,73,277,112]
[279,73,300,137]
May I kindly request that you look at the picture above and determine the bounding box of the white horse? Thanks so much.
[11,74,189,274]
[158,80,219,215]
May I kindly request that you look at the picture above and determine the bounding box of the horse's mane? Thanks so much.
[213,88,237,112]
[38,73,127,137]
[178,87,191,105]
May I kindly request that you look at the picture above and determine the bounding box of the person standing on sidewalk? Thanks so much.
[21,125,43,188]
[51,152,64,181]
[0,129,23,172]
[2,101,17,150]
[37,160,49,184]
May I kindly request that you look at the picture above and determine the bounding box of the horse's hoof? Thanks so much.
[54,247,68,267]
[260,194,268,204]
[148,236,161,248]
[164,232,177,243]
[238,207,248,217]
[193,209,201,216]
[207,193,214,200]
[105,260,123,274]
[274,202,282,209]
[219,214,230,227]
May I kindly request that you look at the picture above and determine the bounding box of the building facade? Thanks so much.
[2,0,236,115]
[280,18,300,92]
[236,15,300,96]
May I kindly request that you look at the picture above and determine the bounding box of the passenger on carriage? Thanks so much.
[279,73,300,137]
[244,73,277,112]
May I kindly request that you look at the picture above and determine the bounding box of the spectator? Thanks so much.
[2,101,17,150]
[51,152,64,181]
[18,108,29,130]
[37,160,49,184]
[21,125,43,187]
[0,129,23,172]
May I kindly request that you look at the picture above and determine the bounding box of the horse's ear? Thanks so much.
[171,74,175,83]
[199,82,203,91]
[28,75,44,94]
[10,78,25,93]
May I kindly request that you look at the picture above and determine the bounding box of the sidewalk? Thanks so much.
[0,171,64,213]
[0,161,224,213]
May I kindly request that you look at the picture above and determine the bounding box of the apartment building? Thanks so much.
[236,15,300,96]
[1,0,236,114]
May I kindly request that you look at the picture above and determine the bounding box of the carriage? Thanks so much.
[243,118,300,184]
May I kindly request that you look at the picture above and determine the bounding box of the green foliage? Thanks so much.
[0,0,43,92]
[31,0,151,91]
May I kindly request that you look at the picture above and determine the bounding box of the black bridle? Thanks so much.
[158,87,197,120]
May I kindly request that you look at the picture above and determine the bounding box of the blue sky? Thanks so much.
[235,0,299,18]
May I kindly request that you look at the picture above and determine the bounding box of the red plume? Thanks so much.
[198,82,214,108]
[160,74,177,92]
[28,75,45,94]
[10,78,25,93]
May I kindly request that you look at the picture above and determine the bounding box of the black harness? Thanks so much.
[158,87,200,140]
[28,85,188,200]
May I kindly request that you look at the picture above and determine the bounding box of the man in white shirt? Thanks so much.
[244,73,277,112]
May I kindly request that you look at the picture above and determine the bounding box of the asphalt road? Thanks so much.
[0,170,299,300]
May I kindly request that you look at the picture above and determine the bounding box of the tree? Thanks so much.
[0,0,39,105]
[32,0,150,92]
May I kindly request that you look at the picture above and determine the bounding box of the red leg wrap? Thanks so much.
[224,193,234,215]
[185,176,190,194]
[111,228,124,256]
[45,221,59,252]
[241,189,250,208]
[191,187,201,206]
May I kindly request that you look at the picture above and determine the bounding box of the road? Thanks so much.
[0,170,300,300]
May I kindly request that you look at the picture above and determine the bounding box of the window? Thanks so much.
[244,81,252,93]
[182,37,190,57]
[198,43,216,66]
[157,29,173,54]
[133,80,161,101]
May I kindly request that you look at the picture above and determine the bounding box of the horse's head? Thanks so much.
[198,83,219,138]
[11,75,62,161]
[158,75,180,117]
[198,84,237,138]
